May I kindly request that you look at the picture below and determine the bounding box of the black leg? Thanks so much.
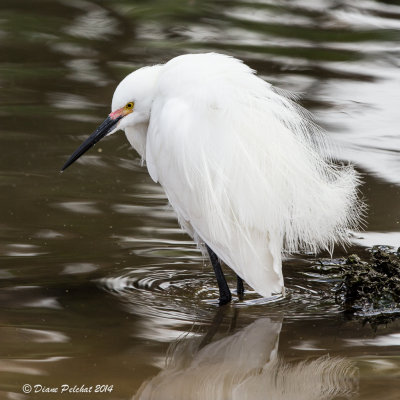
[228,307,240,332]
[199,307,226,349]
[206,244,232,306]
[236,275,244,298]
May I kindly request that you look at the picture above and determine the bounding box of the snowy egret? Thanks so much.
[62,53,363,305]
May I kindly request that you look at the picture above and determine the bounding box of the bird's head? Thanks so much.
[61,65,162,172]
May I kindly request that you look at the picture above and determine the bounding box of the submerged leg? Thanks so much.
[236,275,244,298]
[206,244,232,306]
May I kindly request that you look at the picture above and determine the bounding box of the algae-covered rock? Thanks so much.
[335,246,400,316]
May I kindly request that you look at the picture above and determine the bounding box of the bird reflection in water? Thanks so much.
[133,310,358,400]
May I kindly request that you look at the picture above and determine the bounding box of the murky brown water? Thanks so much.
[1,0,400,399]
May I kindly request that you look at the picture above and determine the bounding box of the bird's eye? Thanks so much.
[125,102,134,110]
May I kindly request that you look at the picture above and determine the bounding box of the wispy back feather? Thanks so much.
[145,53,364,296]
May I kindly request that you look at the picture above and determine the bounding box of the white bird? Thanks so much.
[62,53,363,305]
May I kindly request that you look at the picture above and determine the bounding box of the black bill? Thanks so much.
[61,115,122,172]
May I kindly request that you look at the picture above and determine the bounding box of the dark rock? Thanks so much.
[334,246,400,317]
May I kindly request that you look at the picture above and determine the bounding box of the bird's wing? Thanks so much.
[145,95,286,296]
[145,54,361,297]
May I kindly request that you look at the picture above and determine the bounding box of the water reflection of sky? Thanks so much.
[320,62,400,185]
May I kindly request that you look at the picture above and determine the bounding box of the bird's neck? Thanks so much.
[124,122,148,161]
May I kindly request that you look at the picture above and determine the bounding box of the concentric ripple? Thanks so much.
[97,253,345,326]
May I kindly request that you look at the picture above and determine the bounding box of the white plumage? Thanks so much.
[87,53,364,298]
